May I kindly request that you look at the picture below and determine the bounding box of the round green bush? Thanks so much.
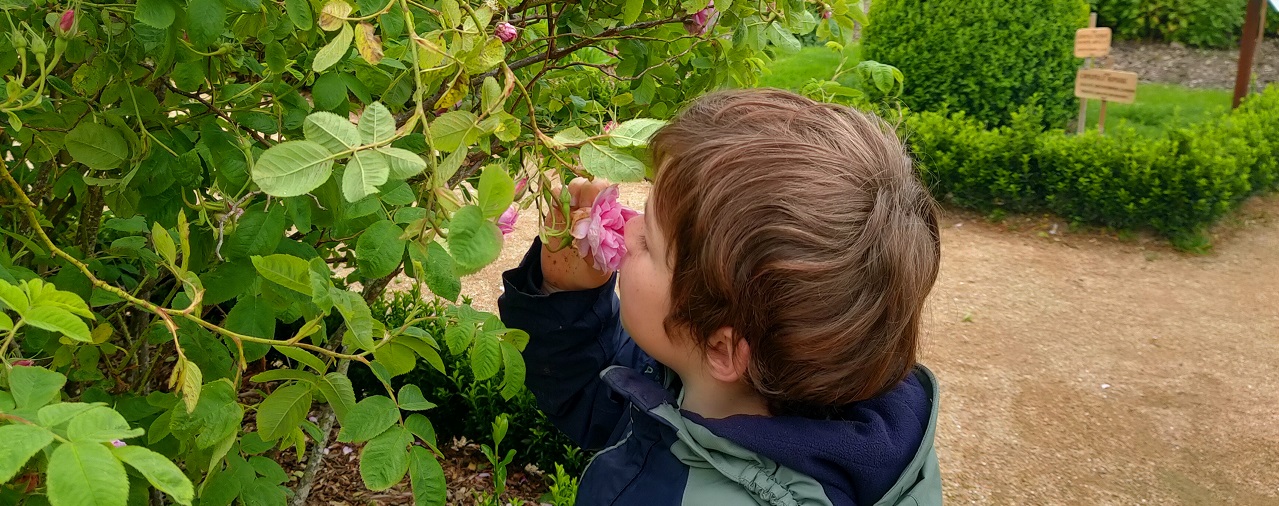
[863,0,1089,128]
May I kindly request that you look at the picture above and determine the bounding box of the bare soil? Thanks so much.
[461,184,1279,505]
[1108,39,1279,89]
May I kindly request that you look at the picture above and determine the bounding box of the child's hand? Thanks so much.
[541,177,614,292]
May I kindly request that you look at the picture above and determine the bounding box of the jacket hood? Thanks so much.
[601,365,939,506]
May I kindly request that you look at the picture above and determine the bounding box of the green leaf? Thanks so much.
[152,222,177,267]
[224,297,275,359]
[379,147,428,179]
[273,345,328,373]
[0,425,55,483]
[580,142,645,182]
[249,369,317,384]
[446,205,502,275]
[187,0,227,48]
[303,112,360,155]
[372,339,417,377]
[359,102,395,144]
[396,384,436,411]
[316,372,357,423]
[331,289,374,351]
[409,446,446,506]
[336,395,398,443]
[463,36,505,75]
[397,333,445,374]
[355,220,406,279]
[65,121,128,170]
[0,312,10,331]
[433,147,466,187]
[135,0,177,28]
[404,413,436,446]
[342,150,390,202]
[499,341,525,400]
[67,406,143,443]
[0,279,29,314]
[112,446,194,505]
[444,326,473,355]
[477,166,515,219]
[38,402,99,427]
[470,333,501,381]
[360,427,412,492]
[409,241,460,302]
[285,0,313,29]
[251,254,313,294]
[622,0,644,24]
[241,477,288,506]
[252,140,336,198]
[480,77,501,113]
[168,380,242,450]
[314,23,354,73]
[428,111,479,152]
[24,305,90,342]
[766,22,801,54]
[551,126,590,146]
[256,383,313,441]
[47,441,128,506]
[222,205,286,261]
[28,287,92,319]
[609,118,666,148]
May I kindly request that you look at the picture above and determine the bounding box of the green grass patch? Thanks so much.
[758,45,860,91]
[1082,83,1232,136]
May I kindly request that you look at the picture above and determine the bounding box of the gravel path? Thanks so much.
[1108,39,1279,89]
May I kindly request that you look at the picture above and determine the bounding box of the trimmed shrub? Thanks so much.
[1086,0,1278,49]
[864,0,1089,128]
[907,86,1279,246]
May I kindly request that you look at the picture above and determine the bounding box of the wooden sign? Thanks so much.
[1074,27,1112,58]
[1075,69,1138,103]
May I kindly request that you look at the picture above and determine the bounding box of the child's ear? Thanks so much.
[705,327,751,384]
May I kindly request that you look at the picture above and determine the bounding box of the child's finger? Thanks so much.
[576,179,610,209]
[566,177,590,207]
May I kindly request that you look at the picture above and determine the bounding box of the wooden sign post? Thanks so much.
[1074,14,1109,134]
[1073,14,1136,134]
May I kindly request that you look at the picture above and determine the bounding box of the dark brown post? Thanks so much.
[1233,0,1267,108]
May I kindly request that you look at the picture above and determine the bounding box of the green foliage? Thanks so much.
[907,86,1279,246]
[864,0,1089,128]
[541,463,581,506]
[1086,0,1279,49]
[1082,83,1231,137]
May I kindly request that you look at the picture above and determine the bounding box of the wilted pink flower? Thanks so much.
[497,204,519,235]
[12,359,33,367]
[495,22,518,43]
[59,10,75,34]
[822,10,832,19]
[603,121,619,134]
[111,440,127,448]
[341,445,354,455]
[684,1,718,35]
[571,185,639,272]
[513,177,528,198]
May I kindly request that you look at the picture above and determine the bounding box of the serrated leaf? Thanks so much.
[24,305,91,342]
[10,366,66,409]
[336,395,398,443]
[0,280,28,314]
[256,384,313,441]
[67,406,141,443]
[113,446,194,505]
[249,369,317,384]
[463,36,505,75]
[358,102,395,145]
[480,77,501,113]
[135,0,177,28]
[274,345,328,373]
[470,333,501,381]
[609,118,666,148]
[354,22,384,65]
[446,205,502,275]
[285,0,313,29]
[316,372,357,423]
[151,222,177,267]
[433,145,466,186]
[428,110,479,153]
[580,142,645,182]
[179,360,203,413]
[360,426,410,491]
[444,325,473,355]
[379,147,428,179]
[372,339,417,377]
[251,254,313,294]
[252,140,336,198]
[65,121,128,170]
[409,446,446,506]
[0,425,55,483]
[28,287,92,319]
[187,0,227,48]
[318,0,352,31]
[499,341,525,400]
[342,150,390,202]
[477,166,515,219]
[331,288,374,350]
[47,441,128,506]
[551,126,589,147]
[409,241,460,302]
[314,23,354,73]
[304,112,360,154]
[396,384,436,411]
[623,0,643,24]
[38,402,99,427]
[355,220,406,279]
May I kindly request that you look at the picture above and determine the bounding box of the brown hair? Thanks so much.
[649,89,940,415]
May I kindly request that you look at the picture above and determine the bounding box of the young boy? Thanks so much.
[499,89,942,505]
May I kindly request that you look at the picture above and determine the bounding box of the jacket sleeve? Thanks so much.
[497,238,657,450]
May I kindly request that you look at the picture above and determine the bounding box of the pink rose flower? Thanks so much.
[12,359,33,367]
[513,177,528,199]
[497,204,519,235]
[822,10,832,19]
[495,22,518,43]
[603,121,619,134]
[684,1,718,35]
[571,185,639,272]
[59,10,75,33]
[111,440,127,447]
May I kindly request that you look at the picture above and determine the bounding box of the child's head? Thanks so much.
[617,89,940,416]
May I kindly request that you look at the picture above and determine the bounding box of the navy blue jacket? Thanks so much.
[498,240,942,505]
